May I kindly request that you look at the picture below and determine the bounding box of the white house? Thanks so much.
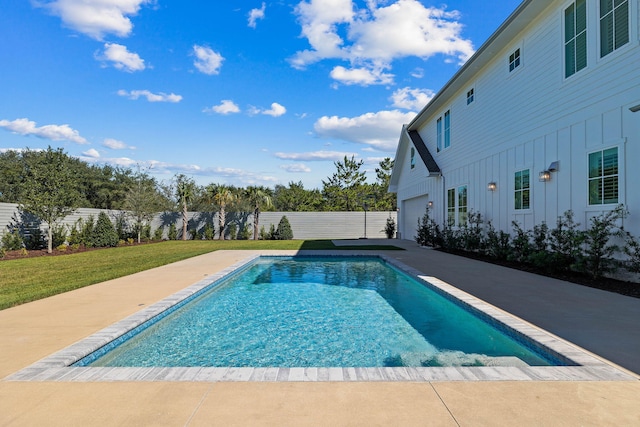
[390,0,640,242]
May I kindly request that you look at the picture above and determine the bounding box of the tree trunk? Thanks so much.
[253,208,259,240]
[47,225,53,254]
[182,202,188,241]
[218,207,226,240]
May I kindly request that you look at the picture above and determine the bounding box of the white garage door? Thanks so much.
[400,195,429,241]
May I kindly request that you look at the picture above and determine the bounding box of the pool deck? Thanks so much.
[2,241,640,425]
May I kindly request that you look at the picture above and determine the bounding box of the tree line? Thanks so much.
[0,147,396,251]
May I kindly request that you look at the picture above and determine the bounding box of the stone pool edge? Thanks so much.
[7,251,637,383]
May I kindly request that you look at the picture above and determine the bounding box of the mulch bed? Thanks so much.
[0,241,161,261]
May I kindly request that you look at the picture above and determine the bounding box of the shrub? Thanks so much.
[415,207,440,247]
[228,223,238,240]
[485,222,510,260]
[268,224,277,240]
[153,227,164,241]
[1,229,23,251]
[238,223,251,240]
[81,216,95,247]
[582,205,626,279]
[204,223,215,240]
[91,212,119,247]
[624,232,640,273]
[275,216,293,240]
[549,210,585,273]
[56,244,68,252]
[510,221,532,263]
[19,248,28,257]
[259,225,270,240]
[24,228,45,250]
[51,224,67,248]
[460,211,483,252]
[384,216,396,239]
[168,223,177,240]
[0,247,5,259]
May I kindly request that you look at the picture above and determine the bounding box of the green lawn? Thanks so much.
[0,240,402,310]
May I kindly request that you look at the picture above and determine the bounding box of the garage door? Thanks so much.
[400,195,429,241]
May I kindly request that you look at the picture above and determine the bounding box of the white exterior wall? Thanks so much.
[395,0,640,238]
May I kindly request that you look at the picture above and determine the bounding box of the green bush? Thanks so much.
[1,229,24,251]
[549,210,585,273]
[91,212,119,247]
[228,223,238,240]
[460,211,483,252]
[415,207,440,247]
[24,228,45,250]
[384,216,396,239]
[168,223,177,240]
[485,222,510,260]
[624,232,640,273]
[510,221,532,263]
[51,224,67,248]
[275,216,293,240]
[238,223,251,240]
[153,227,164,241]
[582,205,626,279]
[204,223,215,240]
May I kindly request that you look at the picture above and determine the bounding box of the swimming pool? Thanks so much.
[76,256,559,368]
[10,251,634,382]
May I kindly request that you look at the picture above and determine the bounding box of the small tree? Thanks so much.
[384,216,396,239]
[124,167,167,243]
[624,232,640,273]
[91,212,119,247]
[582,205,626,279]
[175,174,196,241]
[245,187,273,240]
[275,215,293,240]
[19,147,81,253]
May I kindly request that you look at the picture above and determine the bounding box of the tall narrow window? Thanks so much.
[589,147,618,204]
[458,185,468,226]
[466,88,474,105]
[444,110,451,149]
[509,48,521,72]
[436,117,442,152]
[565,0,587,77]
[447,188,455,226]
[514,169,530,210]
[600,0,629,57]
[410,147,416,169]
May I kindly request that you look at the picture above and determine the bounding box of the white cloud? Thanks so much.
[102,138,135,150]
[96,43,145,72]
[313,110,415,151]
[249,102,287,117]
[193,45,224,75]
[274,150,358,161]
[390,87,435,110]
[330,65,393,86]
[41,0,151,40]
[291,0,475,85]
[82,148,100,158]
[203,100,240,114]
[0,118,88,144]
[248,2,266,28]
[410,67,424,78]
[117,89,182,103]
[280,163,312,173]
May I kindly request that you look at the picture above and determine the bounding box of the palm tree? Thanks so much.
[245,186,273,240]
[175,174,196,240]
[211,185,236,240]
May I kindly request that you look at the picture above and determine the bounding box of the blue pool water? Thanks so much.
[81,256,559,368]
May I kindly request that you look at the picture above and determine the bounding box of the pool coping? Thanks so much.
[7,251,637,383]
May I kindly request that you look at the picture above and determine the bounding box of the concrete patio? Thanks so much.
[1,242,639,426]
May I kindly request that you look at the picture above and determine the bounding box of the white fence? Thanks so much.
[0,203,397,241]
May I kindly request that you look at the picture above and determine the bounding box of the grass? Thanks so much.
[0,239,402,310]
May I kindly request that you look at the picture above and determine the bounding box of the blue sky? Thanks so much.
[0,0,522,189]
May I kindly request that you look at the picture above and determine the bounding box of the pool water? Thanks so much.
[82,257,557,368]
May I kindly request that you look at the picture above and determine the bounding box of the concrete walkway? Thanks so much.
[1,243,639,426]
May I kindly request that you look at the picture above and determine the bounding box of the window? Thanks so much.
[410,147,415,169]
[447,186,468,226]
[509,48,521,72]
[600,0,629,57]
[565,0,587,77]
[436,117,442,152]
[514,169,530,210]
[589,147,618,204]
[466,88,474,105]
[444,110,451,149]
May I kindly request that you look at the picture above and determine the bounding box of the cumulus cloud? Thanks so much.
[203,100,240,115]
[274,150,358,161]
[96,43,145,72]
[117,89,182,103]
[193,45,224,75]
[280,163,312,173]
[0,118,88,144]
[248,2,266,28]
[41,0,151,40]
[249,102,287,117]
[390,87,435,110]
[291,0,475,85]
[82,148,100,158]
[313,110,415,151]
[102,138,135,150]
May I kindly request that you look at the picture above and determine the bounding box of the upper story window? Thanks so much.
[589,147,618,204]
[444,110,451,149]
[514,169,531,210]
[410,147,416,169]
[600,0,629,57]
[509,48,521,72]
[565,0,587,77]
[466,88,475,105]
[436,117,442,152]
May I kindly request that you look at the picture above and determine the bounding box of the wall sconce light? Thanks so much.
[539,170,551,182]
[428,201,434,208]
[487,182,497,191]
[548,161,559,172]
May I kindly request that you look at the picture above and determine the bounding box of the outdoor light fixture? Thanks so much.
[629,104,640,112]
[428,201,434,208]
[548,161,559,172]
[539,170,551,182]
[487,182,497,191]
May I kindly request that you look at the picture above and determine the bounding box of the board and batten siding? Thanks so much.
[0,203,397,241]
[397,0,640,237]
